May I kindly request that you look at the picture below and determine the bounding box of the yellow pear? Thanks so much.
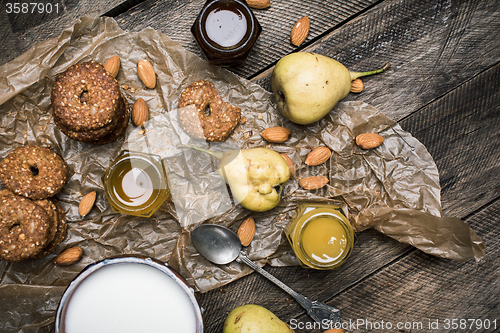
[271,52,389,124]
[223,304,294,333]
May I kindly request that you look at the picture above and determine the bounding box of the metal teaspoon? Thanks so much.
[191,224,342,324]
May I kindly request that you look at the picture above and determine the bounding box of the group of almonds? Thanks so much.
[52,6,377,265]
[104,55,157,127]
[52,191,97,266]
[54,58,157,267]
[234,127,384,247]
[260,126,385,190]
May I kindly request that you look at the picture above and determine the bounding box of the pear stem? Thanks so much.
[349,62,391,81]
[179,144,224,160]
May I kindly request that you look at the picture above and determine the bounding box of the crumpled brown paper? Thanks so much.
[0,16,484,332]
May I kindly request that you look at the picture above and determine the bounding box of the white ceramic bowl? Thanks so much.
[55,255,203,333]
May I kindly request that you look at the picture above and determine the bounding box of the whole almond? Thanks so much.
[356,133,384,149]
[237,217,256,247]
[299,176,329,190]
[132,98,149,126]
[53,247,83,266]
[261,126,291,143]
[246,0,270,9]
[280,153,295,178]
[137,59,156,89]
[104,55,120,78]
[291,16,310,46]
[79,191,96,217]
[350,78,364,93]
[305,146,332,166]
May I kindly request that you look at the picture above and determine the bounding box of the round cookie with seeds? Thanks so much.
[0,192,50,262]
[178,80,241,142]
[0,145,68,200]
[52,61,123,132]
[0,190,58,248]
[35,198,67,258]
[51,60,128,144]
[54,94,129,145]
[34,199,58,245]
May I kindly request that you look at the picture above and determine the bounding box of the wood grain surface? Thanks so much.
[0,0,498,332]
[114,0,380,78]
[0,0,127,65]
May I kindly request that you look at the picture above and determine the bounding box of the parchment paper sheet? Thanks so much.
[0,16,484,332]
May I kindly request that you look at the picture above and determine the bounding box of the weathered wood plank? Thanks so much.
[254,0,500,122]
[114,0,379,78]
[400,63,500,219]
[0,0,128,66]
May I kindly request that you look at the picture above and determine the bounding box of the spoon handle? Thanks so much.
[238,251,302,299]
[237,251,341,324]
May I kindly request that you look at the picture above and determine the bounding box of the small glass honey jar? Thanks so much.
[285,203,356,270]
[191,0,262,67]
[102,151,170,217]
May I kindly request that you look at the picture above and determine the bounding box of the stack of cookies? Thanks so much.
[51,61,129,144]
[0,145,68,262]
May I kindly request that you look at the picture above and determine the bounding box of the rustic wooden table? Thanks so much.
[1,0,499,332]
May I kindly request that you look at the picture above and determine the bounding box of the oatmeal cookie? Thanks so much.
[51,61,129,144]
[0,193,50,262]
[35,198,67,257]
[0,145,68,200]
[54,93,129,144]
[178,80,241,142]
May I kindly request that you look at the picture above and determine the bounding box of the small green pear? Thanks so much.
[223,304,294,333]
[183,146,290,212]
[271,52,389,125]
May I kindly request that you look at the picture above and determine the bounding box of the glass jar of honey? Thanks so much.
[285,203,356,270]
[102,151,170,217]
[191,0,262,67]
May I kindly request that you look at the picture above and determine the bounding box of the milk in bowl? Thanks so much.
[55,256,203,333]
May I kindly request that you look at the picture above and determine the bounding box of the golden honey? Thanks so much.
[286,203,356,270]
[191,0,262,66]
[102,151,170,217]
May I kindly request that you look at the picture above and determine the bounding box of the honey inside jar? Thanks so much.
[110,159,158,208]
[204,5,248,48]
[286,203,356,270]
[301,217,348,264]
[191,0,262,66]
[102,151,170,217]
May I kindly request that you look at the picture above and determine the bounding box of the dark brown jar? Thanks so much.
[191,0,262,67]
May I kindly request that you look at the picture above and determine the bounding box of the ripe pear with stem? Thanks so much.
[271,52,390,125]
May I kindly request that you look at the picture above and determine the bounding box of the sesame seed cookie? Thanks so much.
[34,198,58,247]
[178,80,241,142]
[34,198,67,258]
[0,192,50,262]
[51,61,129,144]
[0,145,68,200]
[54,93,129,144]
[52,61,122,132]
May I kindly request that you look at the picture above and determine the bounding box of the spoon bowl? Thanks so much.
[191,224,342,324]
[191,224,241,265]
